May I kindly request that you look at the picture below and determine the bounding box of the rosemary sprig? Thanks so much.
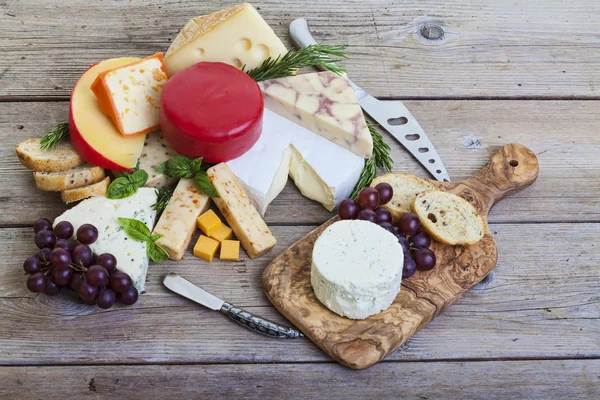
[243,44,348,82]
[350,120,394,199]
[152,187,173,216]
[40,123,69,150]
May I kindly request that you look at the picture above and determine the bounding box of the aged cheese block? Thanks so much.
[259,71,373,158]
[164,3,287,76]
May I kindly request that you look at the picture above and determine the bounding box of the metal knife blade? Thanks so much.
[163,272,224,310]
[289,18,451,182]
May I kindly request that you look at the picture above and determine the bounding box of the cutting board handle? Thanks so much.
[462,143,539,215]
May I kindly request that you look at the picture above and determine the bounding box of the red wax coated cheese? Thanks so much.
[160,62,263,163]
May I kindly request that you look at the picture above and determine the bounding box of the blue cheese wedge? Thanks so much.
[53,188,158,292]
[140,132,177,189]
[311,220,404,319]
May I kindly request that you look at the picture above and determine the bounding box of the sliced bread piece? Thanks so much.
[34,165,106,192]
[370,172,435,223]
[16,138,84,172]
[411,190,485,246]
[61,176,110,203]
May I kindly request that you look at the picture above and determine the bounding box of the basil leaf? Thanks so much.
[127,169,148,188]
[118,217,152,242]
[147,241,169,263]
[194,172,219,197]
[156,161,166,174]
[190,157,203,175]
[107,177,136,199]
[163,155,194,179]
[150,233,163,242]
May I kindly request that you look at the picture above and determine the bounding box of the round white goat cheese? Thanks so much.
[311,219,404,319]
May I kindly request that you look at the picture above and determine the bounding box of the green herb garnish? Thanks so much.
[350,120,394,199]
[243,44,348,82]
[107,168,148,200]
[152,187,173,215]
[118,217,169,263]
[39,123,69,150]
[157,156,219,197]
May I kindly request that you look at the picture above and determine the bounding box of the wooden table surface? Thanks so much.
[1,0,599,398]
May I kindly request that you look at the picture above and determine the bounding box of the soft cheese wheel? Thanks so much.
[311,220,404,320]
[160,62,263,163]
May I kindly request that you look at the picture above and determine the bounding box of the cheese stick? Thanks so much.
[153,178,211,260]
[207,163,276,259]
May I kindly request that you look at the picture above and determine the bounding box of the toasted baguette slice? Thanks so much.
[16,138,84,172]
[61,177,110,203]
[34,165,105,192]
[371,173,435,223]
[412,190,485,245]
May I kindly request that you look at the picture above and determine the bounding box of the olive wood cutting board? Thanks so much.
[262,143,539,369]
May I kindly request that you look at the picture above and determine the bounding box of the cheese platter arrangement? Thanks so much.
[13,2,539,369]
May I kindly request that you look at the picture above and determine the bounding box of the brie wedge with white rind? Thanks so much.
[227,109,364,214]
[311,220,404,320]
[53,188,158,292]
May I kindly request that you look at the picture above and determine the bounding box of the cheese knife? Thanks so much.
[289,18,451,182]
[163,273,304,339]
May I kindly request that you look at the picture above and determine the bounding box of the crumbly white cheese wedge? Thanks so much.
[226,111,293,215]
[153,179,211,260]
[259,71,373,158]
[207,163,276,259]
[227,109,363,213]
[139,132,178,189]
[311,220,404,320]
[53,188,158,292]
[164,3,287,76]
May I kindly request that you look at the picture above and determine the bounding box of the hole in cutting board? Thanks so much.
[405,134,420,141]
[418,147,429,153]
[510,160,519,167]
[388,117,408,126]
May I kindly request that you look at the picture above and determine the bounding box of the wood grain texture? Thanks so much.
[1,360,599,399]
[263,145,539,369]
[1,101,598,226]
[1,0,600,99]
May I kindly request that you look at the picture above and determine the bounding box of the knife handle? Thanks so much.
[220,302,304,339]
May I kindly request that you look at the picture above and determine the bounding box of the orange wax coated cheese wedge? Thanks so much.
[210,224,233,242]
[91,53,168,137]
[193,235,220,262]
[220,240,240,261]
[196,209,222,236]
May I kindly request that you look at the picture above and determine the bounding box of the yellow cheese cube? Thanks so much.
[193,235,220,262]
[220,240,240,261]
[196,209,221,236]
[210,224,233,242]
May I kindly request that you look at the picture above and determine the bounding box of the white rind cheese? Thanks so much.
[53,188,158,293]
[311,220,404,320]
[139,132,178,189]
[227,109,363,213]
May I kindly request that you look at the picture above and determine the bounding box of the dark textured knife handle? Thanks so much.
[220,302,304,339]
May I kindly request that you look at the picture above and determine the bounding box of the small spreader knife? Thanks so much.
[289,18,451,182]
[163,273,303,339]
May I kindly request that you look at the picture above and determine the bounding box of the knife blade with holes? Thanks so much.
[289,18,451,182]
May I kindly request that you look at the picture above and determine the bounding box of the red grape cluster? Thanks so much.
[338,184,437,278]
[24,218,139,309]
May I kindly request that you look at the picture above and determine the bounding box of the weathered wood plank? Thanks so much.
[1,360,599,399]
[1,0,600,98]
[1,100,598,226]
[1,223,598,364]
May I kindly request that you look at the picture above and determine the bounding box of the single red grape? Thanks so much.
[118,286,139,306]
[374,207,392,224]
[35,230,55,249]
[403,256,417,278]
[410,231,431,249]
[357,209,377,223]
[33,218,52,234]
[77,282,98,302]
[397,212,421,236]
[54,239,74,252]
[72,244,94,267]
[50,248,72,269]
[378,222,395,233]
[23,257,41,274]
[87,265,109,287]
[69,272,86,291]
[414,248,436,271]
[37,248,52,264]
[109,272,132,293]
[53,267,73,286]
[396,234,410,254]
[44,278,61,296]
[96,288,117,309]
[26,272,47,293]
[77,224,98,245]
[374,182,393,205]
[357,187,380,210]
[338,199,360,220]
[54,221,74,240]
[96,253,117,273]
